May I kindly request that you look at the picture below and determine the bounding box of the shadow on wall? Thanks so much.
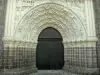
[93,0,100,72]
[0,0,7,71]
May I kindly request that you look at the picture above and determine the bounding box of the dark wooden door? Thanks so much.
[36,27,64,70]
[36,38,64,70]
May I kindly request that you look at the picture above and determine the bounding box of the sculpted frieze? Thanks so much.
[14,3,86,42]
[14,0,85,27]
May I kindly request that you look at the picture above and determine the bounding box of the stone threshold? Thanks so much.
[30,70,81,75]
[0,68,37,75]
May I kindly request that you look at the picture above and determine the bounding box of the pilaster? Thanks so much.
[4,0,16,37]
[85,0,97,39]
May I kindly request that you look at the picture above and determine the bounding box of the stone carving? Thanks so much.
[93,0,100,69]
[22,0,34,6]
[14,0,85,29]
[14,3,86,43]
[2,1,99,75]
[66,0,84,7]
[66,0,84,3]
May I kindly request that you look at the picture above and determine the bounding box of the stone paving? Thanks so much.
[30,70,81,75]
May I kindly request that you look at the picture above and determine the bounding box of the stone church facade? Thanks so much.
[0,0,100,75]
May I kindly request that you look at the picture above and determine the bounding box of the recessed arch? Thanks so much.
[33,23,66,43]
[14,3,87,42]
[36,27,64,70]
[38,27,62,39]
[13,3,87,71]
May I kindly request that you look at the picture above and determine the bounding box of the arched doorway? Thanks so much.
[36,27,64,70]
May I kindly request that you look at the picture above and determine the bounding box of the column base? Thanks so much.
[0,68,38,75]
[62,65,100,75]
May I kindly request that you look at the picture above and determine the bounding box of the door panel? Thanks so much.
[36,39,64,70]
[36,41,50,69]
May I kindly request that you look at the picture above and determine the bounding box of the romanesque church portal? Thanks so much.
[0,0,100,75]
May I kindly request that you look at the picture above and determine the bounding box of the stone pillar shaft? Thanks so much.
[4,0,16,37]
[85,0,97,39]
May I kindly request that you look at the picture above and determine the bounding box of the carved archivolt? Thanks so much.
[14,3,86,43]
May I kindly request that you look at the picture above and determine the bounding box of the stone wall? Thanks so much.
[1,40,99,75]
[1,0,99,75]
[3,47,34,69]
[1,40,37,75]
[63,46,98,74]
[93,0,100,70]
[0,0,7,71]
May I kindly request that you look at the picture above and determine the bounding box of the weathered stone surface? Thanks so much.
[0,0,100,75]
[1,40,98,74]
[93,0,100,70]
[30,70,81,75]
[0,0,7,71]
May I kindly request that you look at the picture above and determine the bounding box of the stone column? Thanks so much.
[4,0,16,37]
[62,42,69,71]
[8,43,14,69]
[85,41,97,68]
[85,0,97,40]
[32,42,38,72]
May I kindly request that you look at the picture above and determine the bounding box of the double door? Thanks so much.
[36,38,64,70]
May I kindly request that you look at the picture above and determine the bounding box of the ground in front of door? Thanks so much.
[30,70,81,75]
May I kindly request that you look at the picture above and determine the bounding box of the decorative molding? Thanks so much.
[14,0,86,34]
[3,39,37,48]
[14,3,86,43]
